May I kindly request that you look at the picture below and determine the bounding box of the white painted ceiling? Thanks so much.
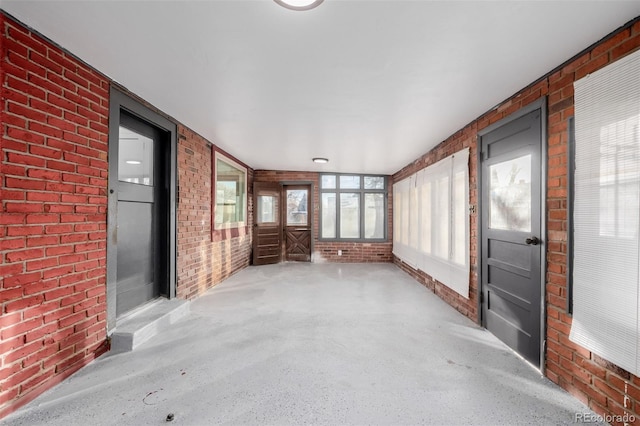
[3,1,640,174]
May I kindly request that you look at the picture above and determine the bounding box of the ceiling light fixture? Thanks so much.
[274,0,324,12]
[313,157,329,164]
[125,160,142,165]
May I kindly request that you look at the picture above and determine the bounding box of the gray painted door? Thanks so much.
[480,108,543,367]
[116,112,167,316]
[284,185,311,262]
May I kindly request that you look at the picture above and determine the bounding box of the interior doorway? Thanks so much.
[478,99,546,368]
[107,88,177,331]
[114,111,169,316]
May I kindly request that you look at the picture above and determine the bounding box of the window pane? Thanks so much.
[364,193,384,239]
[598,118,640,238]
[364,176,385,189]
[434,176,449,259]
[489,154,531,232]
[420,182,431,254]
[618,182,639,238]
[340,193,360,238]
[286,189,308,225]
[321,175,336,189]
[118,126,154,186]
[409,186,418,248]
[599,185,615,236]
[321,193,336,238]
[216,157,246,225]
[401,190,409,245]
[340,175,360,189]
[394,191,401,243]
[257,195,277,224]
[453,171,466,265]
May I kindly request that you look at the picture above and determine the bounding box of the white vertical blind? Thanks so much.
[393,148,470,297]
[570,48,640,375]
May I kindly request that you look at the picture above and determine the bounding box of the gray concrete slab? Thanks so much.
[3,263,602,426]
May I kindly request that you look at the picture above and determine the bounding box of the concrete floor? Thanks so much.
[3,263,601,426]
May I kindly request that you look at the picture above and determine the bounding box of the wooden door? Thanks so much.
[252,182,282,265]
[284,185,311,262]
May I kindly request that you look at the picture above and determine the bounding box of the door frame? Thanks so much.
[282,183,313,262]
[107,87,178,332]
[476,97,547,371]
[280,181,314,262]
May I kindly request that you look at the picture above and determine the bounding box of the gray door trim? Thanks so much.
[476,97,547,371]
[107,87,178,332]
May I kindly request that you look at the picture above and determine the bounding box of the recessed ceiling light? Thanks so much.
[274,0,324,11]
[313,157,329,164]
[125,160,142,165]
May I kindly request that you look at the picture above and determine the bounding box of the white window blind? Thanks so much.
[570,48,640,375]
[393,148,470,297]
[393,174,418,267]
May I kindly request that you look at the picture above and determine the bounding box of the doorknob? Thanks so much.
[525,236,540,245]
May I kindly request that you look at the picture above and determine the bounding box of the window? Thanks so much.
[118,125,154,186]
[213,151,247,229]
[393,148,470,297]
[570,48,640,376]
[320,174,387,241]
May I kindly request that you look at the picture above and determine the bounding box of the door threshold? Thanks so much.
[110,298,190,353]
[116,298,163,323]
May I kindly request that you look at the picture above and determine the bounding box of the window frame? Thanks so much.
[567,116,575,315]
[319,173,388,242]
[212,150,248,231]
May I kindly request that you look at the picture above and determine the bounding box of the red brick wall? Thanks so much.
[0,14,256,418]
[3,6,640,425]
[0,15,109,417]
[393,16,640,425]
[393,125,479,320]
[254,170,393,262]
[176,125,253,300]
[542,20,640,424]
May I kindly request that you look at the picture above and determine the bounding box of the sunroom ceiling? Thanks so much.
[3,1,640,174]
